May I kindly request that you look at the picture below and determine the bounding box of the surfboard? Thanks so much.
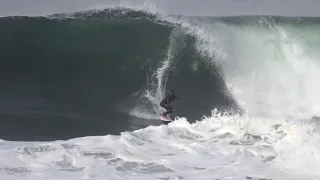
[160,115,172,121]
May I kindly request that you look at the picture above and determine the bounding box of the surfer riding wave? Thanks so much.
[160,90,180,119]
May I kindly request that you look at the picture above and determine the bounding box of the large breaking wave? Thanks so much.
[1,7,320,179]
[0,9,238,140]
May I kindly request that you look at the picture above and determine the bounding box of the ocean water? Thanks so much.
[0,4,320,180]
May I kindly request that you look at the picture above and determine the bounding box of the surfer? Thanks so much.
[160,90,180,119]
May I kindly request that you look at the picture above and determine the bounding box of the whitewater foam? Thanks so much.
[220,24,320,119]
[0,112,319,179]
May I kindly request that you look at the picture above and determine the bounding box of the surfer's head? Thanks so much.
[169,90,175,95]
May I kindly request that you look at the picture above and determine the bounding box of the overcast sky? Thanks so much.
[1,0,320,17]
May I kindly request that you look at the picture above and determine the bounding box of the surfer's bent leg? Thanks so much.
[167,106,173,115]
[160,102,170,116]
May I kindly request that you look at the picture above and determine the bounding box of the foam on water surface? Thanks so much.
[0,112,319,179]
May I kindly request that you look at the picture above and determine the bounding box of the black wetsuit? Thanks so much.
[160,94,180,116]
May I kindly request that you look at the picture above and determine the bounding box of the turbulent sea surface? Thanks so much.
[1,6,320,180]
